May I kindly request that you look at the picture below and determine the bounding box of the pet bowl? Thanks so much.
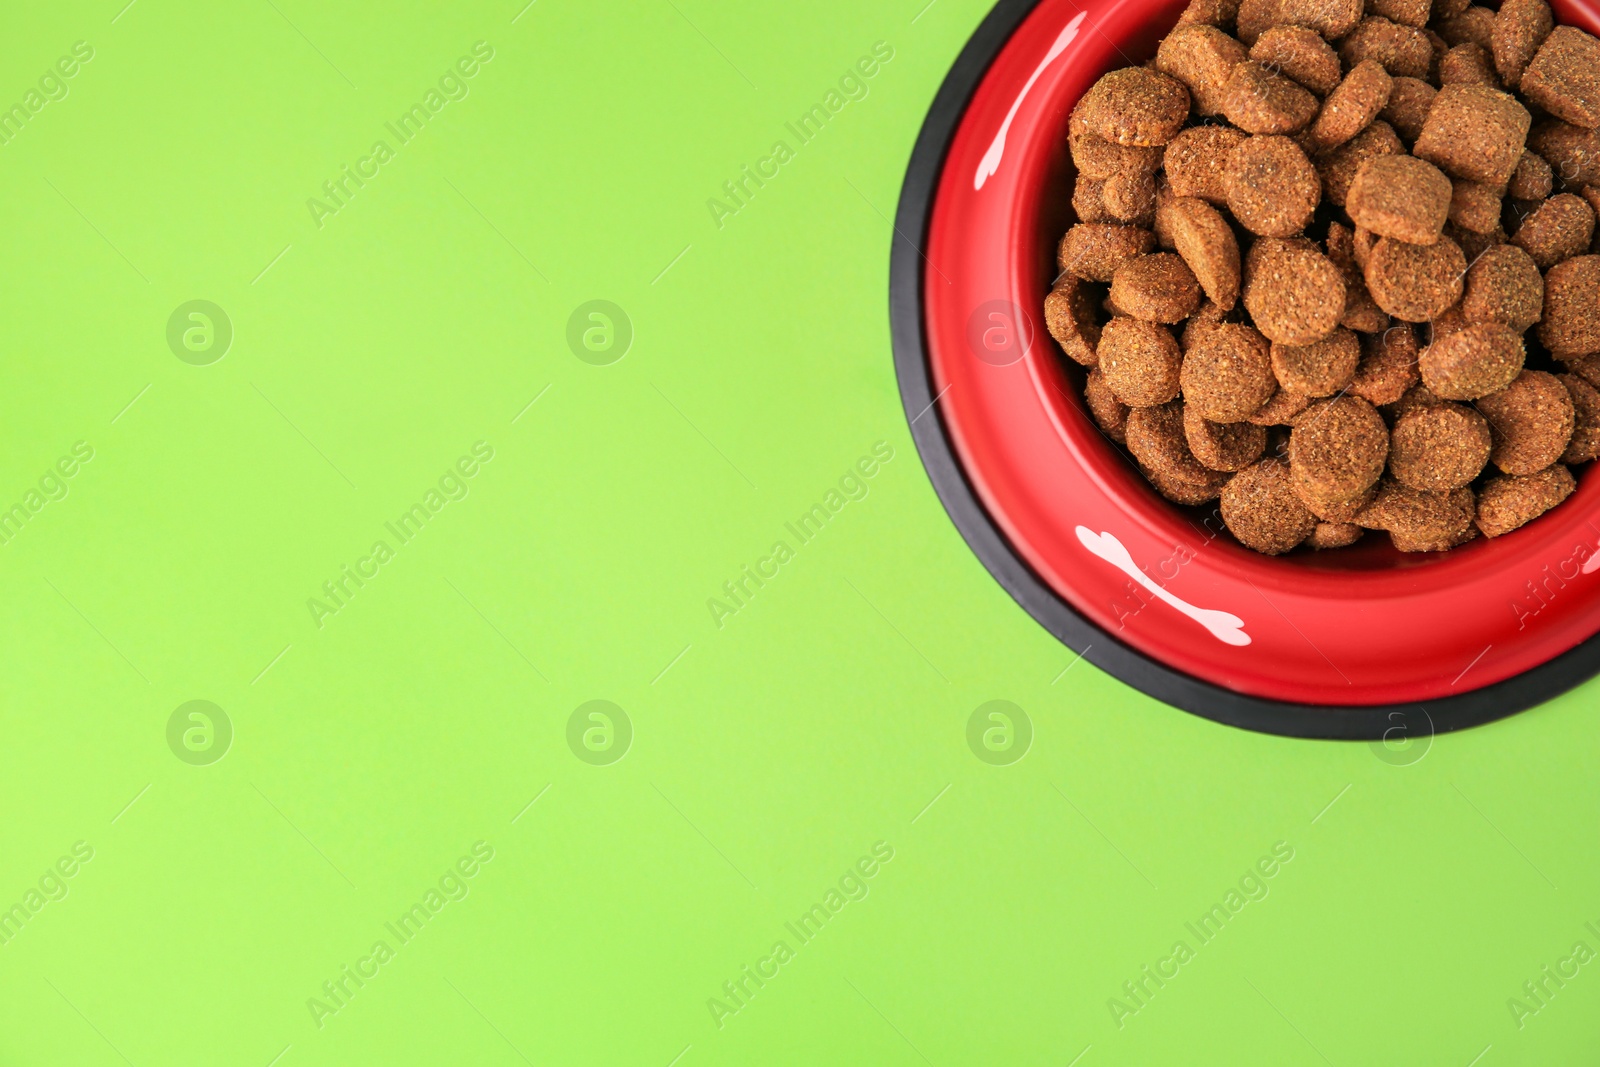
[891,0,1600,737]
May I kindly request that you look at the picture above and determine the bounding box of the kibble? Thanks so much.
[1271,328,1361,396]
[1306,60,1395,152]
[1099,317,1185,405]
[1448,180,1503,233]
[1519,26,1600,128]
[1164,126,1250,203]
[1085,368,1131,442]
[1077,68,1193,146]
[1157,24,1250,116]
[1047,14,1599,554]
[1250,26,1342,95]
[1538,254,1600,358]
[1044,276,1104,367]
[1318,121,1406,207]
[1111,253,1205,322]
[1184,402,1269,470]
[1350,323,1422,405]
[1222,62,1321,134]
[1355,480,1479,551]
[1182,323,1279,420]
[1381,77,1438,142]
[1419,323,1526,399]
[1475,369,1576,473]
[1558,373,1600,463]
[1511,192,1596,269]
[1226,135,1322,236]
[1414,84,1533,186]
[1492,0,1555,87]
[1461,244,1544,330]
[1440,43,1502,87]
[1341,17,1435,79]
[1244,238,1346,345]
[1059,223,1157,281]
[1475,465,1576,536]
[1389,403,1492,489]
[1221,459,1319,553]
[1347,155,1452,244]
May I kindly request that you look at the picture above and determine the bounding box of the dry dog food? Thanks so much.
[1048,1,1600,553]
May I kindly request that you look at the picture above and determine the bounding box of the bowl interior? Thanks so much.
[1028,0,1598,575]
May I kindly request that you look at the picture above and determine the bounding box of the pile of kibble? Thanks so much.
[1044,0,1600,554]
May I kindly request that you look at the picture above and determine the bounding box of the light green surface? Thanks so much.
[1,1,1596,1064]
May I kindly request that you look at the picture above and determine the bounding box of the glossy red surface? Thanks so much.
[924,0,1600,705]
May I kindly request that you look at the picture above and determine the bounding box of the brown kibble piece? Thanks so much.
[1084,368,1130,442]
[1289,394,1390,503]
[1127,401,1233,492]
[1582,187,1600,248]
[1476,369,1577,473]
[1448,181,1503,233]
[1364,235,1467,322]
[1520,27,1600,128]
[1073,178,1115,224]
[1414,85,1534,186]
[1389,403,1491,489]
[1111,253,1204,323]
[1475,465,1576,536]
[1221,62,1320,134]
[1164,126,1250,204]
[1384,382,1450,419]
[1180,0,1244,28]
[1529,120,1600,187]
[1248,387,1313,424]
[1438,7,1497,49]
[1271,328,1361,396]
[1419,323,1525,399]
[1558,373,1600,463]
[1044,276,1103,368]
[1326,223,1389,332]
[1511,193,1596,269]
[1308,522,1365,548]
[1234,0,1281,46]
[1350,323,1421,405]
[1380,78,1437,142]
[1437,0,1473,17]
[1183,323,1278,421]
[1225,135,1321,236]
[1491,0,1555,89]
[1279,0,1365,39]
[1157,24,1250,116]
[1221,459,1318,554]
[1181,299,1232,353]
[1376,242,1465,321]
[1462,244,1544,330]
[1347,156,1452,244]
[1058,224,1157,282]
[1565,354,1600,389]
[1508,150,1554,200]
[1167,197,1243,309]
[1537,254,1600,358]
[1076,68,1192,147]
[1339,18,1434,79]
[1250,27,1342,96]
[1317,121,1405,208]
[1070,129,1166,182]
[1296,479,1380,522]
[1306,60,1394,153]
[1146,465,1233,504]
[1099,317,1184,406]
[1103,171,1159,222]
[1439,43,1503,88]
[1370,0,1431,28]
[1184,403,1269,470]
[1355,481,1478,551]
[1244,238,1345,345]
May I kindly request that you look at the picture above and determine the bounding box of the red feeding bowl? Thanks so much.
[892,0,1600,737]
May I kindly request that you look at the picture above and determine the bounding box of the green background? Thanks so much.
[1,0,1596,1063]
